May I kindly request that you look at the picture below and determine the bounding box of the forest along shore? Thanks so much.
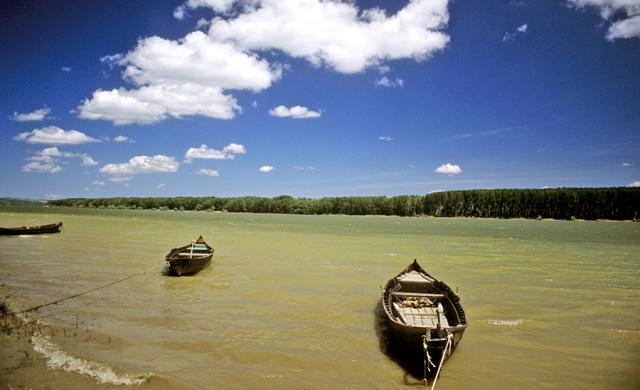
[47,187,640,220]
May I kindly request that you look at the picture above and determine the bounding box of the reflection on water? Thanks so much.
[1,206,639,389]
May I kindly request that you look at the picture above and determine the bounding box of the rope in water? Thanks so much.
[8,264,160,316]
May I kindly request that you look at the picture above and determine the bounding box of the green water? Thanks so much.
[1,206,639,389]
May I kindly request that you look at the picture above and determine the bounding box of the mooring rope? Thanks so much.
[10,265,160,316]
[429,332,453,390]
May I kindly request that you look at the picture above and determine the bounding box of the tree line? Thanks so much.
[47,187,640,220]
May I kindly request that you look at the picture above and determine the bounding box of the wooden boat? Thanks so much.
[165,236,214,276]
[382,259,467,380]
[0,222,62,235]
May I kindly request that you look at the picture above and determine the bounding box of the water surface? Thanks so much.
[1,206,639,389]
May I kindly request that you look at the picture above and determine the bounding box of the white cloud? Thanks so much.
[44,194,62,199]
[196,18,210,29]
[25,146,98,171]
[293,165,315,170]
[177,0,238,17]
[207,0,450,74]
[100,155,180,176]
[157,183,166,189]
[378,65,391,74]
[184,143,246,163]
[502,23,528,42]
[61,66,72,73]
[77,83,240,125]
[92,180,105,186]
[81,156,98,166]
[259,165,274,173]
[378,136,393,141]
[14,126,100,145]
[113,135,134,143]
[435,163,462,175]
[22,161,63,173]
[269,105,321,119]
[110,176,134,183]
[568,0,640,40]
[375,76,404,87]
[629,181,640,187]
[222,143,247,154]
[197,168,220,176]
[82,0,450,125]
[11,107,51,122]
[622,162,632,167]
[79,30,280,125]
[251,100,258,108]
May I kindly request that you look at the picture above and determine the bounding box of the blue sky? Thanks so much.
[1,0,639,199]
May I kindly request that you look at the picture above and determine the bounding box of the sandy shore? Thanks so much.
[0,293,184,390]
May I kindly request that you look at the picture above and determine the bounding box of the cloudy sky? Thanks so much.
[1,0,639,199]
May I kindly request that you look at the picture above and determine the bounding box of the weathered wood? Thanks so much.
[165,235,214,276]
[0,222,62,235]
[391,292,445,298]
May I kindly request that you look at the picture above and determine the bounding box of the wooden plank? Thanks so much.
[391,292,445,298]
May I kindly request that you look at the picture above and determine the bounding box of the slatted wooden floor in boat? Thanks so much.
[392,302,450,328]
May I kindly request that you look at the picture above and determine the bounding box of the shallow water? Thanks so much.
[1,206,639,389]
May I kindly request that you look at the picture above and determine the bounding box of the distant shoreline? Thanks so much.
[37,187,640,221]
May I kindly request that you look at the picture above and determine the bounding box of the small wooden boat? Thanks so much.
[0,222,63,235]
[382,259,467,381]
[165,236,214,276]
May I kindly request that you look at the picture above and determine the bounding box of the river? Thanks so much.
[1,206,638,389]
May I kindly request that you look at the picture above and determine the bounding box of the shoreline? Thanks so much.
[1,204,637,223]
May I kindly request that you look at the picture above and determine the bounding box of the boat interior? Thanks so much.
[390,271,449,328]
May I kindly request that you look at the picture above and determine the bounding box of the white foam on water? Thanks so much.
[31,333,152,385]
[487,319,524,326]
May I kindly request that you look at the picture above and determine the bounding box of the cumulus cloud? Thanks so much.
[14,126,100,145]
[259,165,274,173]
[81,0,450,125]
[24,147,98,173]
[375,76,404,87]
[378,136,393,141]
[110,176,134,183]
[78,83,241,125]
[622,162,632,166]
[435,163,462,175]
[629,180,640,187]
[207,0,450,73]
[100,155,180,177]
[197,168,221,176]
[61,66,72,72]
[568,0,640,40]
[92,180,105,186]
[222,143,247,154]
[22,161,63,173]
[184,143,246,163]
[78,30,281,125]
[11,107,51,122]
[269,105,321,119]
[503,23,528,42]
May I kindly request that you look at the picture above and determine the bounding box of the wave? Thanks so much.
[31,334,152,385]
[487,319,524,326]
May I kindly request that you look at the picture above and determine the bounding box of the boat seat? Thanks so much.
[177,252,209,257]
[393,302,449,328]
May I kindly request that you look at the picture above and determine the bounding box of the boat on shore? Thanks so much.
[382,259,467,381]
[165,236,214,276]
[0,222,63,235]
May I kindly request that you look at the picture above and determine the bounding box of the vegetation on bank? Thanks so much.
[46,188,640,220]
[0,197,46,207]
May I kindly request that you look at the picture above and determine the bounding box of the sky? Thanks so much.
[1,0,639,199]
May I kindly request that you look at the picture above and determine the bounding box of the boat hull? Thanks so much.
[382,259,467,373]
[167,254,212,276]
[0,222,62,235]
